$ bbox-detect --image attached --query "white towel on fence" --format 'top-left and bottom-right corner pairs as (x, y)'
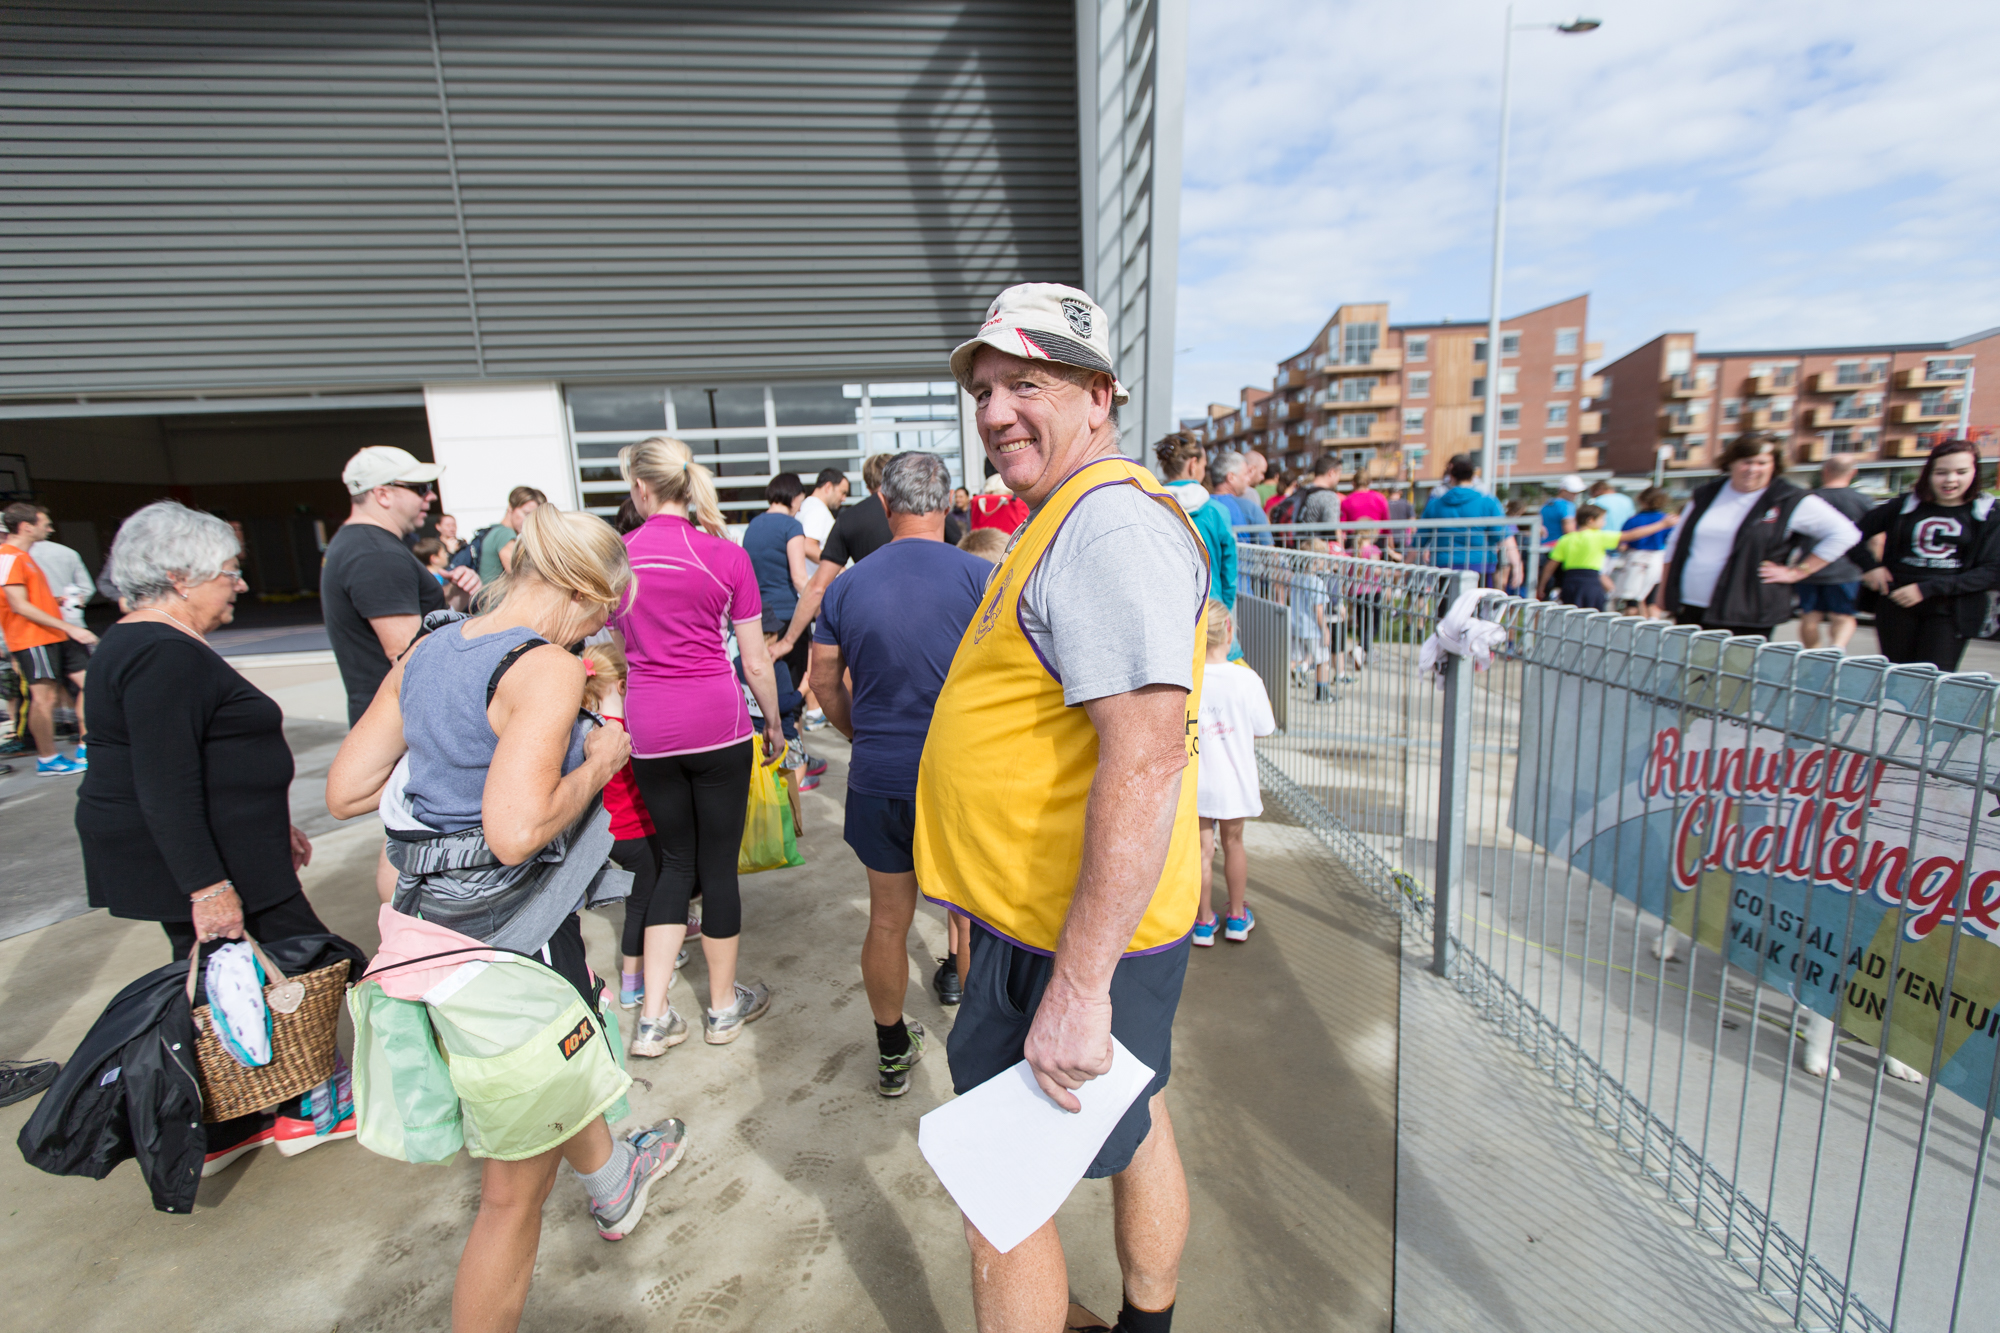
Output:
(1417, 588), (1509, 685)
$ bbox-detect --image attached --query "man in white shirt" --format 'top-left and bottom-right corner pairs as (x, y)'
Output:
(797, 467), (849, 552)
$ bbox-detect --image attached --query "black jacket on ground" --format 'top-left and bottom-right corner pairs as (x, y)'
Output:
(18, 933), (363, 1215)
(1663, 477), (1812, 629)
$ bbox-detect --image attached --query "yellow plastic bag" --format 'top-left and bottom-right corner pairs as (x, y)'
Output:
(739, 745), (794, 874)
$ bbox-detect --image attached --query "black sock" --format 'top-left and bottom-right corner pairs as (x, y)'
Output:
(1115, 1298), (1173, 1333)
(945, 952), (958, 968)
(875, 1019), (908, 1058)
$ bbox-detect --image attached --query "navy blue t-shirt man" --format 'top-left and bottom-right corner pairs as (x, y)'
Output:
(811, 449), (990, 1067)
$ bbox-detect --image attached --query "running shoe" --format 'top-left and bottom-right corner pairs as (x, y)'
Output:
(1224, 906), (1257, 943)
(798, 773), (821, 792)
(702, 980), (772, 1044)
(36, 754), (84, 777)
(630, 1007), (688, 1057)
(272, 1111), (357, 1157)
(202, 1115), (276, 1176)
(619, 974), (644, 1008)
(1191, 917), (1218, 947)
(72, 742), (87, 763)
(802, 708), (828, 731)
(878, 1020), (926, 1098)
(1312, 683), (1334, 703)
(933, 958), (961, 1006)
(677, 947), (688, 969)
(0, 1058), (59, 1108)
(590, 1117), (690, 1241)
(803, 754), (828, 778)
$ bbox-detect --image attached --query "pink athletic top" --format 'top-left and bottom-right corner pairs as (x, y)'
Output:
(615, 514), (762, 757)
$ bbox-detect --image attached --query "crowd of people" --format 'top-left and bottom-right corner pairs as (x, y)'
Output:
(11, 269), (1999, 1333)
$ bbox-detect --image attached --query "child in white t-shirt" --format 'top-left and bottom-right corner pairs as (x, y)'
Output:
(1194, 599), (1277, 946)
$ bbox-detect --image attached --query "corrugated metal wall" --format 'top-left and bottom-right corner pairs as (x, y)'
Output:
(1, 0), (1083, 397)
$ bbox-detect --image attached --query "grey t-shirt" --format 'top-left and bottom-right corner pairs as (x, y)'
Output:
(1016, 482), (1209, 706)
(1806, 486), (1875, 584)
(1296, 487), (1342, 526)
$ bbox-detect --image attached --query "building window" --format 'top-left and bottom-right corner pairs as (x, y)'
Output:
(1553, 365), (1576, 391)
(1496, 440), (1518, 464)
(1471, 377), (1486, 398)
(1546, 402), (1568, 426)
(1833, 360), (1868, 387)
(1337, 413), (1377, 438)
(1339, 376), (1378, 403)
(1500, 332), (1520, 357)
(1722, 398), (1741, 423)
(1555, 328), (1580, 355)
(1406, 335), (1429, 361)
(1470, 414), (1484, 434)
(1473, 339), (1487, 363)
(1666, 347), (1692, 376)
(1499, 405), (1520, 428)
(1403, 408), (1426, 432)
(1770, 397), (1792, 424)
(1407, 447), (1428, 468)
(1543, 436), (1567, 462)
(1926, 356), (1973, 382)
(1408, 371), (1431, 397)
(1342, 322), (1381, 366)
(1771, 366), (1797, 388)
(1922, 390), (1964, 417)
(1826, 429), (1877, 454)
(1498, 368), (1519, 394)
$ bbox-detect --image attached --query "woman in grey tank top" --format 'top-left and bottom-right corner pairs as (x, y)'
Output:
(327, 508), (692, 1324)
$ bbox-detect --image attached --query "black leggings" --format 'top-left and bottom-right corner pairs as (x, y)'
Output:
(162, 890), (330, 962)
(632, 741), (753, 940)
(610, 835), (663, 957)
(1874, 601), (1969, 671)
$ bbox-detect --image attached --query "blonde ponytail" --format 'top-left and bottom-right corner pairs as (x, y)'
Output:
(621, 436), (727, 537)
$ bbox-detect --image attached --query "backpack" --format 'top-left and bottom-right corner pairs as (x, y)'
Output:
(446, 525), (497, 572)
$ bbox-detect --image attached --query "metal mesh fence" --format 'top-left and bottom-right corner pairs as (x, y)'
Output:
(1236, 543), (2000, 1333)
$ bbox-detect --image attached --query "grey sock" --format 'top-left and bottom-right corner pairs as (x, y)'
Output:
(577, 1135), (636, 1207)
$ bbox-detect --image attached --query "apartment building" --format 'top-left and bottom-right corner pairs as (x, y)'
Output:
(1593, 327), (2000, 482)
(1196, 296), (1603, 484)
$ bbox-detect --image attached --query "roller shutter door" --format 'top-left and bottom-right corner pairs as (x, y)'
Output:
(0, 0), (1082, 397)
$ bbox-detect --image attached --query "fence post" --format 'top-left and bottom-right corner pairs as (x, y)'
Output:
(1433, 569), (1476, 976)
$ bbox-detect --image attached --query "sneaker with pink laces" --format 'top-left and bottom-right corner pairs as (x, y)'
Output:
(590, 1117), (690, 1241)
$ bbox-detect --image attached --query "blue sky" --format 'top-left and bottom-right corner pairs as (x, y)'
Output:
(1172, 0), (2000, 420)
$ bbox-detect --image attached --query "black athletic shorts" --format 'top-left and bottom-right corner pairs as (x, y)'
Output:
(842, 791), (917, 875)
(11, 639), (88, 683)
(947, 925), (1190, 1179)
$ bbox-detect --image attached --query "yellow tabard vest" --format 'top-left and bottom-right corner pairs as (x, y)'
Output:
(913, 456), (1208, 956)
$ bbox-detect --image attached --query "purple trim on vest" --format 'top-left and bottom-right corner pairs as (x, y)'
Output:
(920, 892), (1196, 959)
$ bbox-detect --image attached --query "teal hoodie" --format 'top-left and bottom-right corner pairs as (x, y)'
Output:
(1420, 484), (1508, 569)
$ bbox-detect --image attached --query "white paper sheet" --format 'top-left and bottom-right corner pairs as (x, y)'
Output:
(917, 1037), (1156, 1254)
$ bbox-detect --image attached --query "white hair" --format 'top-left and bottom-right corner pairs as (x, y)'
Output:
(109, 500), (240, 605)
(878, 452), (952, 516)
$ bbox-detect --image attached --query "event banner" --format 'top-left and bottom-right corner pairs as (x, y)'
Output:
(1510, 624), (2000, 1111)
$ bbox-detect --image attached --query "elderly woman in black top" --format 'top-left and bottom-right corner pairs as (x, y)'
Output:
(75, 500), (325, 957)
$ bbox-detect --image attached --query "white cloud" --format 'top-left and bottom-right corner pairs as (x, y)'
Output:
(1172, 0), (2000, 420)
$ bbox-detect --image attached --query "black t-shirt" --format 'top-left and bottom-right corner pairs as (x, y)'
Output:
(1805, 486), (1875, 584)
(320, 520), (445, 724)
(75, 621), (299, 918)
(822, 494), (894, 567)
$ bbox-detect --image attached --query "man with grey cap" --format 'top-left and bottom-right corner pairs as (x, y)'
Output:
(321, 445), (480, 727)
(914, 283), (1209, 1333)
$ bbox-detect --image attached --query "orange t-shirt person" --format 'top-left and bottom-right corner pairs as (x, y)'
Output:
(0, 541), (66, 654)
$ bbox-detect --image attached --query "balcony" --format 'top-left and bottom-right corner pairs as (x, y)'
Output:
(1742, 407), (1793, 430)
(1806, 369), (1885, 394)
(1664, 447), (1706, 469)
(1269, 400), (1307, 422)
(1745, 372), (1800, 395)
(1577, 411), (1602, 434)
(1279, 368), (1311, 389)
(1658, 410), (1701, 434)
(1662, 373), (1708, 400)
(1575, 447), (1599, 469)
(1802, 439), (1829, 462)
(1580, 375), (1605, 398)
(1884, 435), (1928, 458)
(1316, 419), (1400, 445)
(1583, 341), (1603, 361)
(1318, 384), (1400, 410)
(1801, 404), (1880, 429)
(1318, 349), (1403, 375)
(1364, 453), (1403, 481)
(1889, 400), (1961, 425)
(1894, 366), (1968, 390)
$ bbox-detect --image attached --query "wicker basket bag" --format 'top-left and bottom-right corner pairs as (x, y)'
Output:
(187, 939), (349, 1122)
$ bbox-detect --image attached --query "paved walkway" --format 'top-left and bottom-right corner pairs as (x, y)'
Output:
(0, 729), (1400, 1331)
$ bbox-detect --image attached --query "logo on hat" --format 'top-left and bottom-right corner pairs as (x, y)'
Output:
(1060, 298), (1093, 339)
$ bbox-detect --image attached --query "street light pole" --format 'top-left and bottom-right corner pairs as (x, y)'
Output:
(1481, 12), (1600, 492)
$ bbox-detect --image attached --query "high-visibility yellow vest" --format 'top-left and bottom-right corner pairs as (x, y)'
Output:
(913, 455), (1208, 955)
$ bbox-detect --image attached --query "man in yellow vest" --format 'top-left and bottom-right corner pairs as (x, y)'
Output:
(915, 284), (1210, 1333)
